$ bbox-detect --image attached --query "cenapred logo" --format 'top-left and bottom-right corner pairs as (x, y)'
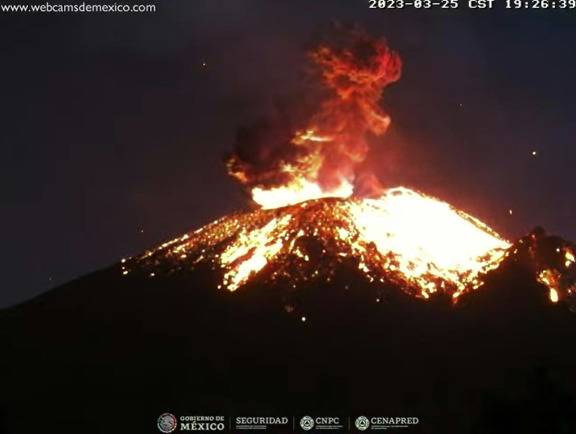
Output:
(355, 416), (370, 431)
(157, 413), (178, 433)
(300, 415), (315, 431)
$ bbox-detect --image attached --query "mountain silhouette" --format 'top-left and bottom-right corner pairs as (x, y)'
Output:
(1, 209), (576, 434)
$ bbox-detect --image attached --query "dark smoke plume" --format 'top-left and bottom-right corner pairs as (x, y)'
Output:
(226, 25), (402, 199)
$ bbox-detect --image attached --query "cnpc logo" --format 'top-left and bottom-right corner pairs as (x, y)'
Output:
(300, 416), (314, 431)
(300, 415), (341, 430)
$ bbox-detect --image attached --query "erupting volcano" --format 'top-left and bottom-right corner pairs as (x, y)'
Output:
(123, 28), (575, 308)
(129, 188), (512, 301)
(227, 27), (401, 207)
(4, 25), (576, 434)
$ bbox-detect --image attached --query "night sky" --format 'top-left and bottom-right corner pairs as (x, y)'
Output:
(1, 1), (575, 307)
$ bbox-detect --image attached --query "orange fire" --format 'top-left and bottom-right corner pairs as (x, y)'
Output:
(128, 188), (512, 301)
(220, 30), (508, 297)
(227, 28), (401, 207)
(121, 28), (573, 308)
(535, 246), (576, 303)
(230, 188), (511, 298)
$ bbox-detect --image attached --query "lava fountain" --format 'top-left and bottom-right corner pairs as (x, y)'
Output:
(124, 27), (575, 306)
(130, 187), (510, 301)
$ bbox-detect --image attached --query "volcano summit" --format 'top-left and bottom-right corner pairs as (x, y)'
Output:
(126, 186), (575, 309)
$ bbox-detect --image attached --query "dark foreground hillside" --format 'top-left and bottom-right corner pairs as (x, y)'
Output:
(1, 255), (576, 434)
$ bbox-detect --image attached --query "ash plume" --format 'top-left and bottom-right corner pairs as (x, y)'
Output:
(226, 26), (402, 202)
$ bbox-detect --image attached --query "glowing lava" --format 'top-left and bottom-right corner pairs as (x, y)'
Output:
(348, 188), (509, 299)
(120, 28), (574, 308)
(252, 177), (353, 209)
(129, 187), (512, 301)
(535, 245), (576, 304)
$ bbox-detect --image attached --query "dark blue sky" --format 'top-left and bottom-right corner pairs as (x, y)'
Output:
(1, 1), (575, 307)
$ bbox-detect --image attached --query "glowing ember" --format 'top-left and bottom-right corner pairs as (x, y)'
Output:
(537, 269), (561, 303)
(566, 250), (575, 268)
(131, 187), (512, 301)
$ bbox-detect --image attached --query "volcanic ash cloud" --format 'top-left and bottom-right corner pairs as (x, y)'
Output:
(226, 27), (402, 209)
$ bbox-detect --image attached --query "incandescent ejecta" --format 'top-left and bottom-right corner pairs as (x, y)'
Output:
(123, 27), (575, 308)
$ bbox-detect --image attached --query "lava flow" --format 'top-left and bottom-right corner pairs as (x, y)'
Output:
(122, 28), (575, 305)
(127, 187), (511, 301)
(125, 194), (576, 304)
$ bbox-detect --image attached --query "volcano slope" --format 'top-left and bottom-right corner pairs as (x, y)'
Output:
(1, 200), (576, 434)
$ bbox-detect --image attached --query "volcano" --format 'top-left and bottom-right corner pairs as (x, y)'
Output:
(2, 191), (576, 434)
(125, 187), (575, 306)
